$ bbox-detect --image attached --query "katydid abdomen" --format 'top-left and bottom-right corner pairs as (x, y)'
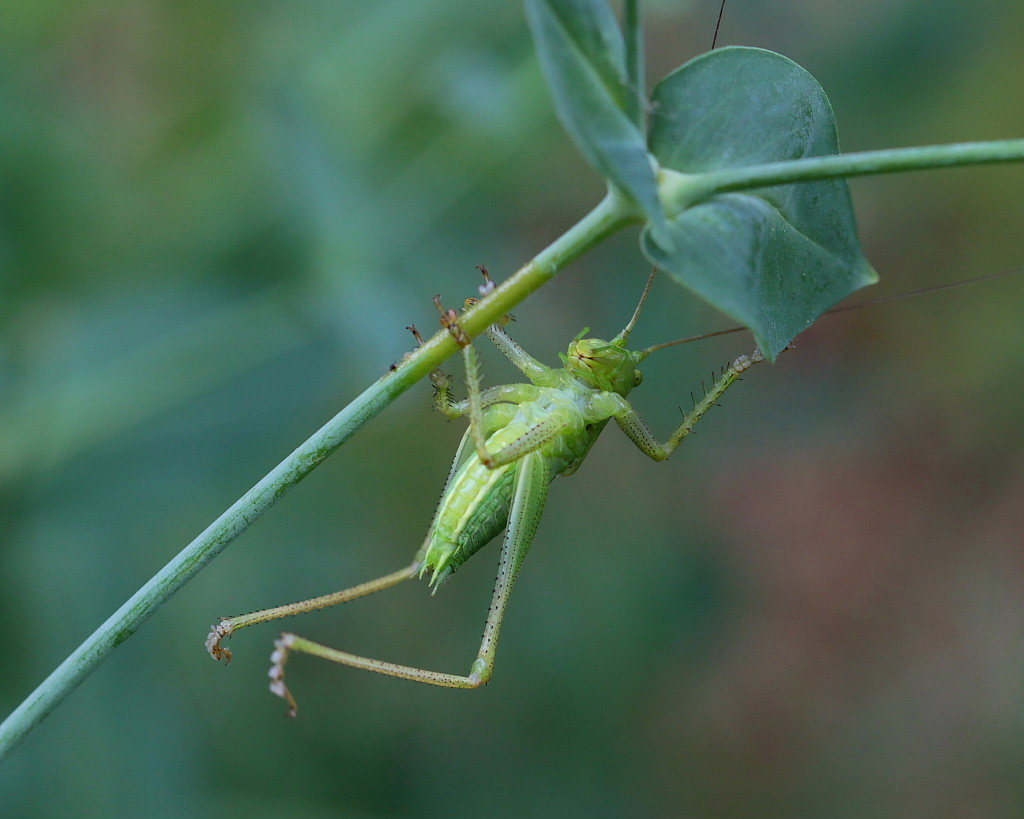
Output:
(422, 387), (602, 586)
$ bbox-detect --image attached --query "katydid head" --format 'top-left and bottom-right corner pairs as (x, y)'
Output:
(562, 267), (657, 395)
(563, 333), (646, 395)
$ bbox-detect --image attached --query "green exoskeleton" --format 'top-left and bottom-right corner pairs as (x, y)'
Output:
(205, 268), (765, 714)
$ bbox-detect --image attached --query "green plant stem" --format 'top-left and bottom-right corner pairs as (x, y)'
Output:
(0, 189), (639, 761)
(661, 139), (1024, 209)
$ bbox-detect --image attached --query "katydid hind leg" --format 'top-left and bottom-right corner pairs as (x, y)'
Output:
(205, 562), (421, 663)
(206, 425), (482, 661)
(267, 452), (549, 713)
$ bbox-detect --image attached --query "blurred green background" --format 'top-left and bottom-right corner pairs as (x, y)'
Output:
(2, 1), (1023, 816)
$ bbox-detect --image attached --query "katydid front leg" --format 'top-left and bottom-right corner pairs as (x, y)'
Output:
(470, 266), (554, 382)
(481, 324), (552, 382)
(613, 349), (766, 460)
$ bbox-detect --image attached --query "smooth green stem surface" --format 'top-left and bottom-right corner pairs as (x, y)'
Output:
(0, 190), (638, 761)
(662, 139), (1024, 210)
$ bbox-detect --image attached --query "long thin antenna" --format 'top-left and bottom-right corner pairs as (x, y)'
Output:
(643, 266), (1024, 354)
(613, 265), (659, 345)
(711, 0), (728, 49)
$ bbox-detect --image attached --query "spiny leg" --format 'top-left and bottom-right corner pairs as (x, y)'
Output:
(433, 371), (462, 419)
(413, 319), (526, 421)
(426, 290), (541, 418)
(466, 267), (551, 382)
(615, 348), (768, 461)
(206, 562), (421, 663)
(463, 340), (493, 462)
(268, 451), (550, 715)
(463, 344), (573, 468)
(207, 386), (504, 665)
(431, 383), (539, 424)
(482, 324), (551, 382)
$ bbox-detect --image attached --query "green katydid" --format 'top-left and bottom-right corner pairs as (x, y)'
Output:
(204, 264), (1021, 715)
(205, 265), (765, 714)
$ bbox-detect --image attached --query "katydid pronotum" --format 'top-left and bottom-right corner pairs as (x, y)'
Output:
(205, 265), (767, 714)
(205, 264), (1018, 715)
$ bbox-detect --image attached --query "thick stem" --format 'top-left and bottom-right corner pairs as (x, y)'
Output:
(660, 139), (1024, 210)
(0, 189), (639, 760)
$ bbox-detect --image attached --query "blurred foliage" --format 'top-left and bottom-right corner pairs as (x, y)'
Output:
(1, 1), (1023, 817)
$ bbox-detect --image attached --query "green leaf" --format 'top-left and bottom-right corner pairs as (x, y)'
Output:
(623, 0), (645, 132)
(524, 0), (663, 228)
(642, 46), (877, 360)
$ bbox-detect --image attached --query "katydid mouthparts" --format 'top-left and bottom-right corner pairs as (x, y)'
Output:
(205, 265), (1020, 716)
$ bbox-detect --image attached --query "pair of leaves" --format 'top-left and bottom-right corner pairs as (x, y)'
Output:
(525, 0), (876, 360)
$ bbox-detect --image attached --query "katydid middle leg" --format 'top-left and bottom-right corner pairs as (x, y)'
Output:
(406, 322), (467, 421)
(434, 383), (538, 423)
(461, 341), (568, 469)
(425, 305), (540, 420)
(435, 295), (561, 469)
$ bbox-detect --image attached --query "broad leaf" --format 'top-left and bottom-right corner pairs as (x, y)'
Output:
(642, 46), (877, 359)
(524, 0), (664, 229)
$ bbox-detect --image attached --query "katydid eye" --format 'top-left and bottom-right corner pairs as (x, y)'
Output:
(633, 370), (643, 387)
